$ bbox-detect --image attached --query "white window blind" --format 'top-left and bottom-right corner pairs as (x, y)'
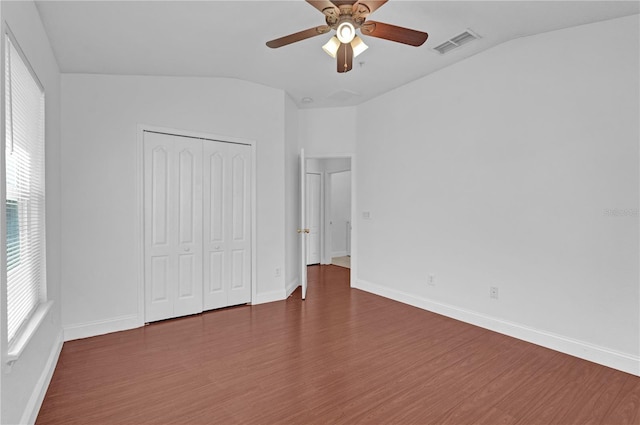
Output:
(4, 35), (46, 344)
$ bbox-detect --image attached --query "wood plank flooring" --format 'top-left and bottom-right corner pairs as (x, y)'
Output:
(37, 265), (640, 424)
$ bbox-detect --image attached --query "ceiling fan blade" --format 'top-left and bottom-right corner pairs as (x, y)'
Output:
(306, 0), (339, 14)
(354, 0), (387, 16)
(266, 25), (331, 48)
(330, 0), (358, 7)
(336, 43), (353, 73)
(360, 21), (428, 46)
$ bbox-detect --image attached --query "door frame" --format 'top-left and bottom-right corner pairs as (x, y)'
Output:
(303, 153), (356, 289)
(137, 124), (257, 323)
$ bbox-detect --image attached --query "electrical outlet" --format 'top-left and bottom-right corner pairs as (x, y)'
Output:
(428, 274), (435, 286)
(275, 268), (281, 277)
(490, 286), (499, 299)
(362, 211), (371, 220)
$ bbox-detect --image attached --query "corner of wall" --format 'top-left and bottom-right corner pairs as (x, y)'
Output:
(286, 277), (299, 298)
(63, 314), (142, 342)
(19, 330), (63, 425)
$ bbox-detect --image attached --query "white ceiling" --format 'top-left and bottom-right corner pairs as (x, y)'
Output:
(35, 0), (639, 109)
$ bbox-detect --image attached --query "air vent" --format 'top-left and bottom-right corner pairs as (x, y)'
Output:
(327, 89), (361, 102)
(433, 29), (480, 55)
(433, 41), (458, 55)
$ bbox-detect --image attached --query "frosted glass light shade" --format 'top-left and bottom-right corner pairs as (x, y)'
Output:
(351, 36), (368, 58)
(322, 36), (341, 58)
(336, 22), (356, 44)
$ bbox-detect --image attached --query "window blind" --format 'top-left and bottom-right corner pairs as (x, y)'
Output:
(5, 36), (46, 344)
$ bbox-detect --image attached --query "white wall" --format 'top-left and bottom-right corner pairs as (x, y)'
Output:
(0, 1), (63, 424)
(284, 94), (300, 296)
(61, 74), (288, 338)
(299, 107), (356, 155)
(355, 15), (639, 375)
(331, 171), (351, 257)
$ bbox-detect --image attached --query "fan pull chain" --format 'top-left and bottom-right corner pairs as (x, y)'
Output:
(343, 45), (348, 72)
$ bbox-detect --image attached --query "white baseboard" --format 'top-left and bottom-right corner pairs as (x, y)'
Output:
(21, 330), (63, 425)
(253, 289), (286, 305)
(331, 251), (348, 258)
(63, 314), (142, 342)
(63, 288), (295, 340)
(354, 278), (640, 377)
(286, 277), (300, 298)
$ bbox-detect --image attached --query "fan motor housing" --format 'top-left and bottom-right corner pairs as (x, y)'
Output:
(324, 4), (369, 29)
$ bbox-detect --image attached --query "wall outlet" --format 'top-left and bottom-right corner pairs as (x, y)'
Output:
(362, 211), (371, 220)
(275, 268), (281, 277)
(428, 274), (435, 286)
(490, 286), (499, 299)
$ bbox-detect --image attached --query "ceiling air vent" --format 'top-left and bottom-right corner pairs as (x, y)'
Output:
(327, 89), (361, 102)
(433, 29), (480, 55)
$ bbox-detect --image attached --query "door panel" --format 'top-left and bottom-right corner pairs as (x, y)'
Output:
(299, 150), (307, 299)
(208, 251), (224, 292)
(231, 250), (244, 289)
(178, 149), (196, 244)
(146, 138), (174, 321)
(209, 153), (224, 243)
(150, 256), (169, 303)
(232, 154), (246, 240)
(178, 254), (195, 297)
(172, 136), (203, 317)
(203, 143), (229, 310)
(144, 132), (203, 322)
(151, 147), (169, 246)
(228, 145), (252, 305)
(203, 142), (252, 309)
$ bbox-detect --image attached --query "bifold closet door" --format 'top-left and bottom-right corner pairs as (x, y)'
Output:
(144, 132), (203, 322)
(203, 142), (252, 310)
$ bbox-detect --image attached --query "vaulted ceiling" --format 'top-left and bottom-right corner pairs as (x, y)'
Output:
(35, 1), (639, 108)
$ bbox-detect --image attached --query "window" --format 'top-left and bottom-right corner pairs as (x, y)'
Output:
(4, 33), (46, 346)
(6, 199), (19, 270)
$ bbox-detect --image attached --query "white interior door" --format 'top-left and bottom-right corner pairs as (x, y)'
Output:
(203, 142), (252, 310)
(306, 173), (321, 265)
(299, 149), (307, 299)
(144, 132), (203, 322)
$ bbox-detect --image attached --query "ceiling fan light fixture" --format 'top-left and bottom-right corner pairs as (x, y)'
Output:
(351, 36), (368, 58)
(322, 36), (341, 58)
(336, 21), (356, 44)
(265, 1), (429, 74)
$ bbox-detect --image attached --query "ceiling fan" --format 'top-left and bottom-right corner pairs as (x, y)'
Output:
(266, 0), (428, 73)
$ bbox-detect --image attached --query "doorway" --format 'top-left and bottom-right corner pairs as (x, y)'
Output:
(142, 129), (254, 322)
(301, 155), (353, 299)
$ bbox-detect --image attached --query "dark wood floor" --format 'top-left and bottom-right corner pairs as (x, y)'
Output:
(38, 265), (639, 425)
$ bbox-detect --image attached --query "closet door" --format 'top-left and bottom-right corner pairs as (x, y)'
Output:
(203, 142), (252, 309)
(144, 132), (203, 322)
